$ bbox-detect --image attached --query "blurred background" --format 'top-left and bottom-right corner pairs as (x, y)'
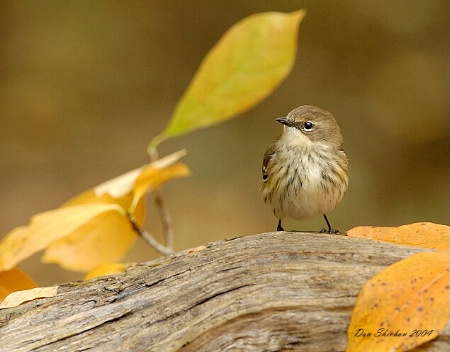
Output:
(0, 1), (448, 286)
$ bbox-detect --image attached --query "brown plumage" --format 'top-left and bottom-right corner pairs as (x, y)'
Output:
(261, 105), (348, 232)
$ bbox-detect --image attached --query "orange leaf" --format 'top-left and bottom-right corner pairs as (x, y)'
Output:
(0, 204), (125, 271)
(66, 149), (188, 224)
(84, 262), (136, 280)
(347, 252), (449, 352)
(42, 208), (136, 272)
(65, 189), (147, 226)
(0, 150), (189, 272)
(0, 268), (37, 301)
(93, 149), (187, 199)
(347, 222), (449, 252)
(130, 162), (190, 213)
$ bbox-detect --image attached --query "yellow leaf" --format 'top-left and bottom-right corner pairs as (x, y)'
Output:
(0, 150), (189, 272)
(84, 262), (136, 280)
(0, 286), (58, 309)
(42, 208), (136, 272)
(94, 149), (187, 199)
(0, 204), (125, 271)
(94, 167), (148, 199)
(65, 150), (188, 223)
(347, 252), (449, 352)
(150, 10), (306, 149)
(347, 222), (449, 252)
(0, 268), (37, 301)
(130, 162), (191, 213)
(65, 189), (147, 226)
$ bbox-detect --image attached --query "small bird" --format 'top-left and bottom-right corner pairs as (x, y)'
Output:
(261, 105), (348, 233)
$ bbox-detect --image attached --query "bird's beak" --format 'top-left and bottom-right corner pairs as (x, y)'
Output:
(275, 117), (295, 127)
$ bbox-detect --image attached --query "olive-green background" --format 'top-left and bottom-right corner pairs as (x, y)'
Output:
(1, 1), (448, 286)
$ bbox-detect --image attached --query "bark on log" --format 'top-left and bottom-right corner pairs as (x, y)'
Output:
(0, 232), (448, 352)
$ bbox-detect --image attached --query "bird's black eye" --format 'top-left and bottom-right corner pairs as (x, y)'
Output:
(303, 121), (314, 131)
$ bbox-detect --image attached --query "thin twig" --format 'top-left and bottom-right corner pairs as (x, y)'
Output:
(129, 216), (174, 256)
(148, 148), (175, 249)
(153, 188), (174, 248)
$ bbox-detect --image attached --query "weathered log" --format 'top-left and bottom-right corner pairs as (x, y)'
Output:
(0, 232), (448, 351)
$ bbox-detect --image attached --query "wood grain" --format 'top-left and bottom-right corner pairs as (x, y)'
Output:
(0, 232), (448, 351)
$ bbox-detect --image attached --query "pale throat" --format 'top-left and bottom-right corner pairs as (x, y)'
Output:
(282, 127), (311, 148)
(279, 128), (340, 184)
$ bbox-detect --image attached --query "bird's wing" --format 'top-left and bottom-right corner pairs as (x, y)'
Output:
(262, 142), (277, 181)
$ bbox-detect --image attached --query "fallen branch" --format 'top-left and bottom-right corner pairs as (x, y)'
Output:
(0, 232), (448, 351)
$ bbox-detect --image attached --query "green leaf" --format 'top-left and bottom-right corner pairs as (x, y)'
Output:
(149, 10), (305, 150)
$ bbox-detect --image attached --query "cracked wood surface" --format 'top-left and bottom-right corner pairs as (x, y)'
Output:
(0, 232), (448, 351)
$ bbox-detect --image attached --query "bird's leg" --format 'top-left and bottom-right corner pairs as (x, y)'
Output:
(277, 219), (284, 231)
(320, 214), (341, 234)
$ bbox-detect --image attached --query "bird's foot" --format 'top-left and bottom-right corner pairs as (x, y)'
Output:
(320, 227), (346, 235)
(277, 219), (284, 231)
